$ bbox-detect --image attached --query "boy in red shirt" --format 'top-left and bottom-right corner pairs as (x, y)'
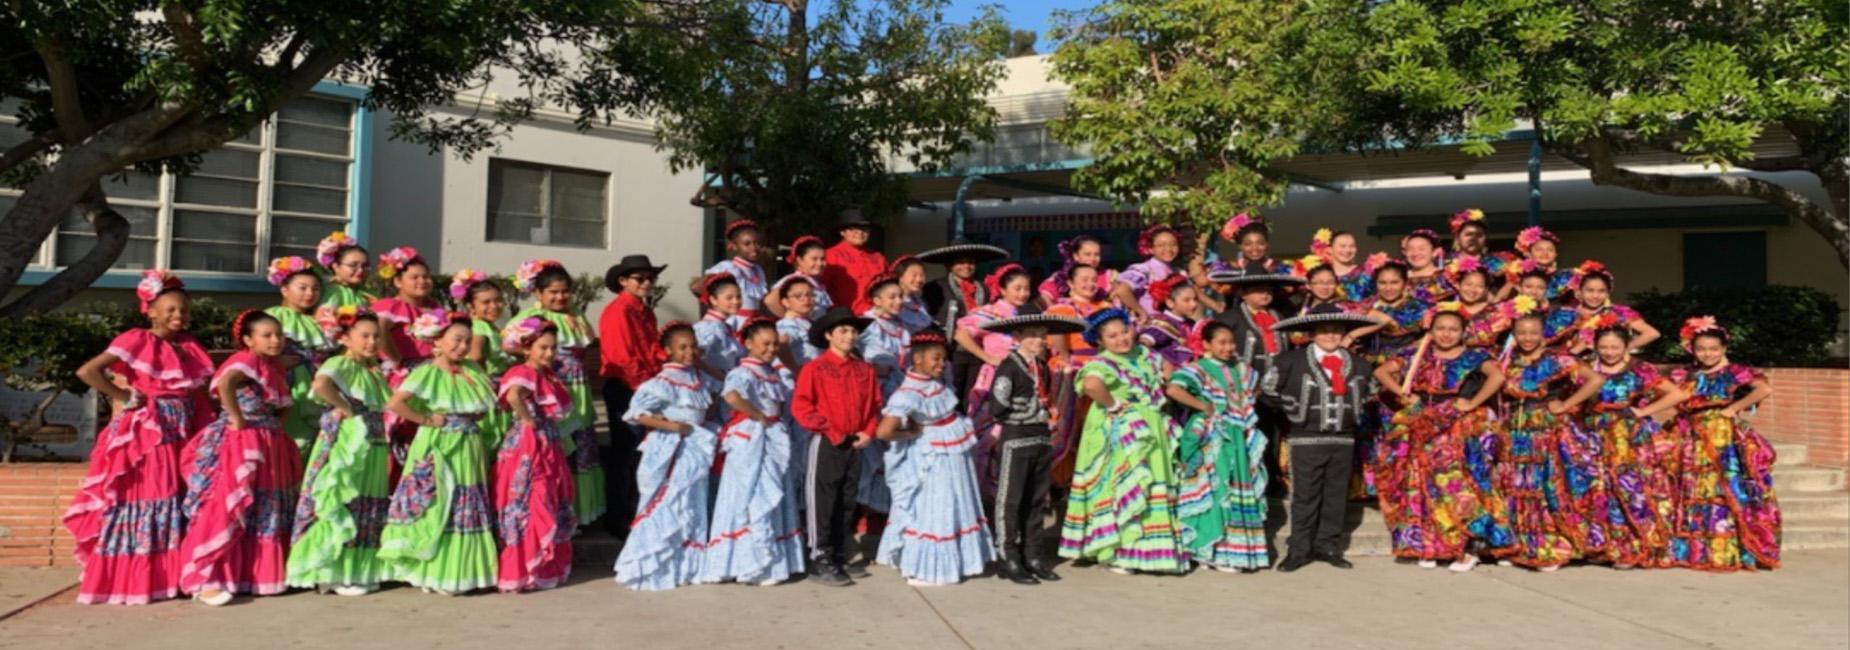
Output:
(598, 254), (667, 538)
(792, 306), (879, 586)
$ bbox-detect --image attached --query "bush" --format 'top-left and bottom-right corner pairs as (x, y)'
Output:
(1632, 285), (1843, 367)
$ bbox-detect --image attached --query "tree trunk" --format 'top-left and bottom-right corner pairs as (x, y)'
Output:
(0, 185), (130, 316)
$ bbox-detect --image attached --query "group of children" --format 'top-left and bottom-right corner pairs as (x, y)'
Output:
(65, 209), (1784, 605)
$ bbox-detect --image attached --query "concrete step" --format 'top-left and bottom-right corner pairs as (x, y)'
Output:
(1772, 443), (1809, 467)
(1780, 492), (1850, 522)
(1775, 466), (1847, 493)
(1783, 524), (1850, 551)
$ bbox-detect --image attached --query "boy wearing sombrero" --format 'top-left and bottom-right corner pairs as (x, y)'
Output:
(1262, 304), (1380, 572)
(791, 306), (881, 586)
(979, 312), (1087, 585)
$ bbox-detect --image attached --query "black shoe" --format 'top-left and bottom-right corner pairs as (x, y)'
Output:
(998, 560), (1040, 585)
(845, 562), (871, 579)
(1314, 552), (1353, 569)
(1277, 555), (1312, 573)
(1026, 559), (1061, 582)
(820, 562), (854, 587)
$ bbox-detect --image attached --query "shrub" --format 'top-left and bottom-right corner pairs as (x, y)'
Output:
(1631, 285), (1843, 367)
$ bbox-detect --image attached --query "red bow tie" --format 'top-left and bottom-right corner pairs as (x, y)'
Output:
(1319, 354), (1347, 396)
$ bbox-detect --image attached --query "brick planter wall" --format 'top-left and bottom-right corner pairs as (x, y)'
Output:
(0, 463), (83, 567)
(1751, 368), (1849, 470)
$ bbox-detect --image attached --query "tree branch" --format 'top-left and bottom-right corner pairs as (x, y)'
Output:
(160, 3), (214, 71)
(0, 131), (57, 175)
(1730, 156), (1816, 173)
(29, 39), (91, 141)
(0, 184), (130, 316)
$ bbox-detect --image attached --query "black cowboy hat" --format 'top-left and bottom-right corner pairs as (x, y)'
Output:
(915, 241), (1011, 265)
(605, 255), (668, 292)
(808, 306), (874, 350)
(979, 313), (1086, 336)
(838, 216), (877, 231)
(1272, 304), (1379, 333)
(1208, 265), (1307, 288)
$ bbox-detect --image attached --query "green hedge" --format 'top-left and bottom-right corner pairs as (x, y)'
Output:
(1632, 285), (1843, 367)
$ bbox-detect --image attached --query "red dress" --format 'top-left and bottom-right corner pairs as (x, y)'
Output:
(493, 365), (577, 592)
(64, 329), (214, 605)
(177, 351), (304, 596)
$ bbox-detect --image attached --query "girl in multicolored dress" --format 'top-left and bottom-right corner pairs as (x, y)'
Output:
(1316, 230), (1383, 303)
(615, 323), (719, 591)
(455, 270), (511, 450)
(1165, 321), (1268, 572)
(1038, 235), (1116, 307)
(316, 231), (376, 310)
(178, 310), (303, 605)
(891, 256), (936, 334)
(1552, 261), (1660, 356)
(705, 220), (770, 326)
(511, 259), (604, 527)
(1400, 229), (1452, 304)
(1138, 275), (1202, 371)
(287, 306), (393, 596)
(1044, 263), (1111, 483)
(1060, 308), (1186, 575)
(67, 270), (213, 605)
(1372, 305), (1509, 572)
(1666, 317), (1780, 571)
(701, 318), (806, 586)
(1442, 255), (1504, 349)
(493, 317), (578, 592)
(1220, 213), (1279, 274)
(1514, 226), (1576, 301)
(1113, 224), (1183, 319)
(1552, 326), (1688, 569)
(1495, 310), (1588, 571)
(875, 332), (995, 586)
(266, 256), (330, 452)
(379, 310), (500, 595)
(955, 264), (1033, 406)
(1354, 262), (1431, 366)
(693, 274), (746, 382)
(764, 235), (833, 319)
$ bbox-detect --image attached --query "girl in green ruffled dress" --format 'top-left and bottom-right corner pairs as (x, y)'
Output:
(266, 256), (332, 453)
(455, 270), (512, 450)
(287, 306), (394, 595)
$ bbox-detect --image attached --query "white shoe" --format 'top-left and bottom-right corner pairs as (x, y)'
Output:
(1417, 560), (1438, 570)
(1539, 564), (1559, 573)
(1108, 566), (1133, 575)
(1207, 564), (1239, 573)
(195, 589), (233, 607)
(756, 578), (783, 587)
(1448, 556), (1479, 573)
(333, 585), (371, 597)
(1497, 559), (1514, 567)
(1614, 564), (1634, 571)
(906, 578), (949, 587)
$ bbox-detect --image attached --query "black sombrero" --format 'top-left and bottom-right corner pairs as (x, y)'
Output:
(1272, 304), (1379, 333)
(915, 241), (1011, 265)
(979, 313), (1086, 335)
(1208, 268), (1306, 287)
(807, 306), (873, 349)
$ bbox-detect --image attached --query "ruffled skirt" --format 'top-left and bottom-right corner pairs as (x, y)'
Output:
(495, 420), (577, 592)
(64, 398), (194, 604)
(177, 416), (303, 596)
(1494, 406), (1584, 568)
(1666, 410), (1780, 571)
(1175, 414), (1268, 570)
(614, 427), (717, 591)
(1580, 411), (1674, 568)
(1059, 405), (1186, 573)
(877, 421), (993, 583)
(698, 418), (804, 584)
(1375, 402), (1510, 561)
(378, 422), (499, 592)
(286, 410), (391, 589)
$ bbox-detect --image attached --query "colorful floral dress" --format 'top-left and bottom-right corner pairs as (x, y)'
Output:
(512, 306), (603, 525)
(286, 355), (393, 591)
(876, 373), (995, 584)
(266, 305), (332, 452)
(1116, 258), (1176, 315)
(1362, 297), (1431, 367)
(493, 364), (577, 592)
(615, 363), (717, 591)
(1139, 310), (1198, 369)
(377, 362), (499, 593)
(320, 283), (377, 310)
(1168, 357), (1268, 570)
(956, 300), (1019, 496)
(178, 351), (303, 597)
(700, 359), (806, 585)
(1375, 347), (1512, 561)
(1406, 270), (1453, 304)
(1059, 346), (1186, 573)
(1577, 361), (1675, 568)
(1667, 364), (1780, 571)
(1458, 302), (1506, 349)
(1335, 265), (1375, 303)
(1045, 297), (1110, 480)
(65, 329), (213, 605)
(1496, 351), (1587, 568)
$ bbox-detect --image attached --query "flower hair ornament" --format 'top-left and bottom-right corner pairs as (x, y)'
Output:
(733, 316), (779, 345)
(1566, 259), (1613, 293)
(1504, 258), (1552, 284)
(659, 320), (695, 348)
(1449, 208), (1486, 234)
(515, 259), (564, 294)
(1136, 223), (1178, 257)
(1219, 213), (1266, 243)
(1288, 254), (1327, 279)
(267, 256), (317, 288)
(1678, 315), (1727, 353)
(449, 268), (492, 303)
(1495, 295), (1543, 324)
(1580, 310), (1621, 333)
(697, 273), (739, 307)
(863, 272), (899, 299)
(1148, 274), (1190, 307)
(1422, 300), (1470, 329)
(1361, 251), (1392, 275)
(135, 269), (184, 314)
(1307, 228), (1334, 257)
(785, 235), (825, 267)
(723, 219), (759, 241)
(315, 304), (368, 338)
(377, 247), (423, 280)
(1184, 319), (1215, 357)
(1515, 226), (1560, 256)
(316, 230), (362, 268)
(229, 308), (267, 350)
(910, 330), (949, 350)
(983, 263), (1026, 298)
(500, 316), (557, 354)
(410, 308), (467, 342)
(1442, 254), (1484, 286)
(1401, 228), (1443, 251)
(1081, 307), (1132, 348)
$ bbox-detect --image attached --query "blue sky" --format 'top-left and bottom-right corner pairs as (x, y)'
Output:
(942, 0), (1094, 51)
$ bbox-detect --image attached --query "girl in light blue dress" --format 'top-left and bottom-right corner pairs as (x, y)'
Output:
(699, 319), (806, 586)
(694, 274), (746, 382)
(614, 323), (719, 591)
(875, 332), (994, 586)
(774, 276), (823, 503)
(857, 273), (910, 518)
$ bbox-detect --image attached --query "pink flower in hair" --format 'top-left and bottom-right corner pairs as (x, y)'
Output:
(135, 269), (183, 314)
(515, 259), (563, 294)
(450, 268), (491, 302)
(1219, 213), (1258, 243)
(266, 256), (315, 287)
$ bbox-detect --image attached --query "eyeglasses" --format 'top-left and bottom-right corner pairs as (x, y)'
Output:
(627, 275), (657, 284)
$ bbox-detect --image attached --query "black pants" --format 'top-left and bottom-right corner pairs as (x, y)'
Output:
(950, 350), (982, 409)
(993, 424), (1054, 564)
(806, 436), (863, 563)
(601, 380), (641, 537)
(1286, 440), (1356, 560)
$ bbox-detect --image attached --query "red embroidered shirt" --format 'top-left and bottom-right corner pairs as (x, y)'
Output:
(598, 291), (662, 389)
(823, 241), (887, 312)
(791, 348), (881, 445)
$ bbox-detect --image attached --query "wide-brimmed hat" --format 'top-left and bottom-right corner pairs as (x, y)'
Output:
(980, 313), (1086, 336)
(1209, 267), (1307, 288)
(604, 255), (667, 291)
(1272, 304), (1378, 333)
(916, 241), (1010, 265)
(808, 306), (873, 349)
(838, 217), (877, 232)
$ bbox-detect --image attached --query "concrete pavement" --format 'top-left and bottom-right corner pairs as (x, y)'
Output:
(1, 551), (1844, 649)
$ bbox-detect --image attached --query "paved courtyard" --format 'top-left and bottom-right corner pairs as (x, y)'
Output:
(2, 550), (1844, 649)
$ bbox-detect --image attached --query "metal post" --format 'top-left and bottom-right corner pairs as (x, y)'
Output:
(1527, 139), (1543, 226)
(951, 174), (984, 241)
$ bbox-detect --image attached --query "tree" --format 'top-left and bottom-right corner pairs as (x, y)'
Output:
(1049, 0), (1850, 266)
(0, 0), (691, 315)
(585, 0), (1010, 236)
(1008, 29), (1038, 57)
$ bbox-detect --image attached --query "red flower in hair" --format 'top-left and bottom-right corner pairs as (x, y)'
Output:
(983, 263), (1025, 298)
(697, 273), (737, 306)
(786, 235), (824, 267)
(1136, 224), (1177, 257)
(1149, 274), (1190, 307)
(723, 219), (759, 240)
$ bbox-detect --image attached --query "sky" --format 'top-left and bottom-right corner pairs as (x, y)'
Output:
(940, 0), (1095, 52)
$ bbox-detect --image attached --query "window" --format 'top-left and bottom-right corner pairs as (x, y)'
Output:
(486, 159), (608, 246)
(5, 96), (357, 277)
